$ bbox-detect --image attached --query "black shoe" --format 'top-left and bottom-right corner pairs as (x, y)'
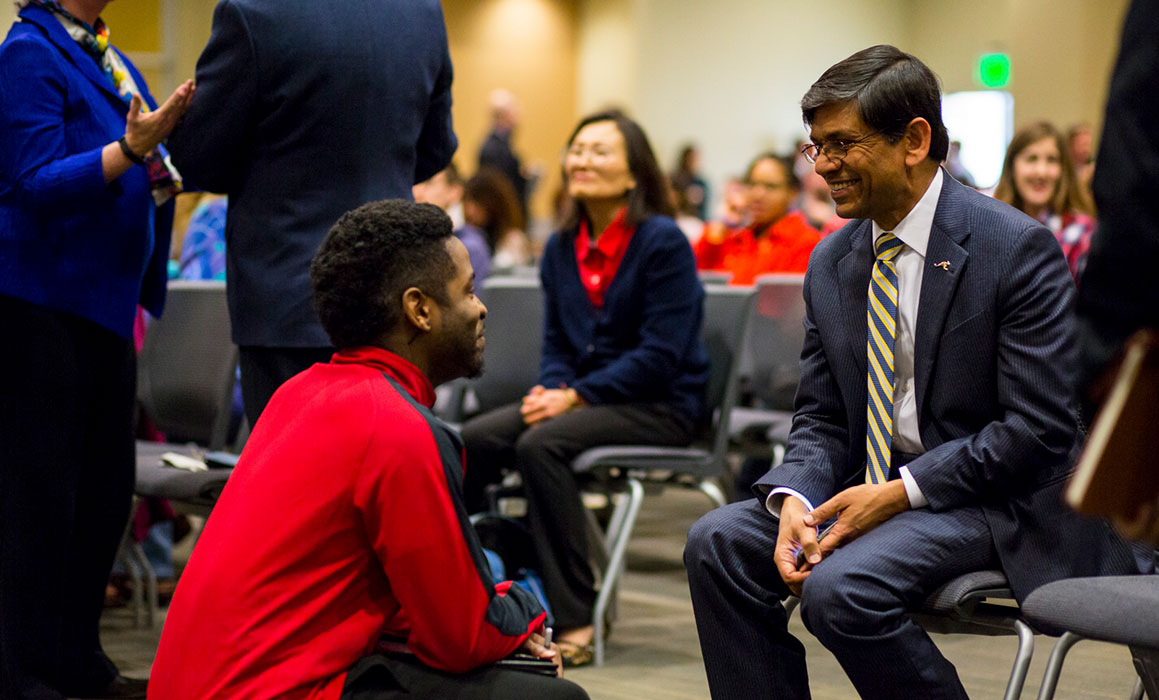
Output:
(71, 675), (148, 699)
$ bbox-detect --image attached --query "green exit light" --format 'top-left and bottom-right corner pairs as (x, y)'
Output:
(978, 53), (1011, 88)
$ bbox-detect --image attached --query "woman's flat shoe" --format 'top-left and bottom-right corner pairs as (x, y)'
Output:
(557, 641), (594, 668)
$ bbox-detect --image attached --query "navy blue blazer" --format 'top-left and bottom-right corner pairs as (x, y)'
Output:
(167, 0), (457, 348)
(539, 215), (709, 424)
(0, 6), (173, 339)
(757, 173), (1138, 600)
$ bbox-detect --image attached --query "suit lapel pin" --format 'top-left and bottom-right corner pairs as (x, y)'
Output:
(933, 260), (951, 271)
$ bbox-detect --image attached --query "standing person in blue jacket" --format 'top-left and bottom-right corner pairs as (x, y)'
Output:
(461, 110), (709, 668)
(165, 0), (457, 427)
(0, 1), (193, 697)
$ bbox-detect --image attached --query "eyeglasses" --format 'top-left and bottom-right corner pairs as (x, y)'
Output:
(801, 130), (884, 163)
(746, 180), (789, 192)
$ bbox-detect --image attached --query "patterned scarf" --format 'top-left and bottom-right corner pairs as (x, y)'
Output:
(32, 0), (183, 205)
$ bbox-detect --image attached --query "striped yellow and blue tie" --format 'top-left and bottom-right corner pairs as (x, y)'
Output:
(866, 232), (904, 484)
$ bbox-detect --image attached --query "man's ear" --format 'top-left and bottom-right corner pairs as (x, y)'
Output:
(903, 117), (932, 167)
(401, 287), (433, 334)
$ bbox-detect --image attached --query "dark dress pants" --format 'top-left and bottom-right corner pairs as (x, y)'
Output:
(239, 345), (334, 427)
(340, 654), (590, 700)
(461, 402), (695, 630)
(684, 497), (999, 700)
(0, 295), (136, 700)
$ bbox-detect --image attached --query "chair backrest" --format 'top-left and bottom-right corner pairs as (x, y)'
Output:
(472, 276), (544, 413)
(743, 273), (806, 410)
(137, 280), (237, 450)
(698, 269), (734, 286)
(702, 286), (757, 459)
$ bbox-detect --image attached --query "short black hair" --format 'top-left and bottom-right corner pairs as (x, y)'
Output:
(560, 109), (674, 231)
(801, 45), (949, 162)
(311, 200), (455, 350)
(745, 152), (800, 190)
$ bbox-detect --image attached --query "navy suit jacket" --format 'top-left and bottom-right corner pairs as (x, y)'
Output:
(167, 0), (457, 348)
(0, 6), (173, 339)
(757, 172), (1138, 601)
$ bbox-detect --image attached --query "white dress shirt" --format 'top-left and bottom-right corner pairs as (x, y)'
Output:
(767, 169), (944, 518)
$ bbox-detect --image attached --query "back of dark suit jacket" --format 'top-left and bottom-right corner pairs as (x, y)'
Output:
(168, 0), (458, 348)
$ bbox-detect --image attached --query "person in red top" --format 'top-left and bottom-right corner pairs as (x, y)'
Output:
(696, 153), (821, 284)
(148, 200), (588, 700)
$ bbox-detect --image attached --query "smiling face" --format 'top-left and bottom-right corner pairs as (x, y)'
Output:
(1012, 136), (1062, 218)
(564, 120), (636, 206)
(429, 237), (487, 382)
(746, 158), (797, 228)
(808, 101), (915, 229)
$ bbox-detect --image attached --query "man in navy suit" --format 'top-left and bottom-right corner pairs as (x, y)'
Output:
(684, 45), (1141, 700)
(167, 0), (457, 425)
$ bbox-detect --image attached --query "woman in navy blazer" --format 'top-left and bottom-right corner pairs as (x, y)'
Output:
(462, 110), (709, 666)
(0, 2), (192, 697)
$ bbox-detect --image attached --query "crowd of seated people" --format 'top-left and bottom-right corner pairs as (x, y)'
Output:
(8, 0), (1149, 695)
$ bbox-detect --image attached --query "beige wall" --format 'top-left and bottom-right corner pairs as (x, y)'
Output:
(589, 0), (912, 203)
(443, 0), (579, 221)
(911, 0), (1130, 142)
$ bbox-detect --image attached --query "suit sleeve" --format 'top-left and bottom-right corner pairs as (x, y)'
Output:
(165, 0), (257, 193)
(354, 408), (544, 674)
(907, 224), (1079, 510)
(539, 235), (579, 389)
(756, 262), (853, 505)
(569, 227), (704, 405)
(413, 4), (457, 184)
(0, 38), (111, 216)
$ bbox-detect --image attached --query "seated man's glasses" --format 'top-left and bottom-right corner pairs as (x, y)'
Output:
(801, 130), (884, 164)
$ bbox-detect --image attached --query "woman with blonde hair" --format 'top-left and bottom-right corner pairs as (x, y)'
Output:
(994, 121), (1096, 280)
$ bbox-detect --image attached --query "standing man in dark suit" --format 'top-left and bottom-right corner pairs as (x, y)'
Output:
(684, 45), (1141, 700)
(478, 88), (531, 222)
(167, 0), (457, 425)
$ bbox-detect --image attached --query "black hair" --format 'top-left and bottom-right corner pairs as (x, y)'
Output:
(801, 45), (949, 162)
(311, 199), (455, 349)
(560, 109), (675, 231)
(745, 152), (800, 190)
(463, 167), (525, 252)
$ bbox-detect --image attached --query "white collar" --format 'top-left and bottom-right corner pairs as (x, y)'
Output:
(872, 168), (943, 258)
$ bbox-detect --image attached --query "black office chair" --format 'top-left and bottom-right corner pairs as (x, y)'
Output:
(729, 273), (806, 467)
(121, 280), (239, 627)
(1022, 573), (1159, 700)
(784, 569), (1035, 700)
(571, 286), (755, 664)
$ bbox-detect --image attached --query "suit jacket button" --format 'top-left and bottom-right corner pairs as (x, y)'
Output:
(587, 344), (595, 353)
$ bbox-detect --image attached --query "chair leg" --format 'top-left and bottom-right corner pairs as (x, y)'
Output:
(1036, 632), (1084, 700)
(124, 538), (157, 629)
(1003, 619), (1035, 700)
(697, 479), (727, 509)
(782, 596), (800, 620)
(1128, 676), (1144, 700)
(1130, 645), (1159, 700)
(592, 478), (644, 667)
(604, 492), (631, 553)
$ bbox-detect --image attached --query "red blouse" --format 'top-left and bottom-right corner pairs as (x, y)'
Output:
(575, 207), (634, 308)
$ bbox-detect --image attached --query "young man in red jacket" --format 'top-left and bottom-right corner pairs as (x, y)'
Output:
(149, 200), (588, 700)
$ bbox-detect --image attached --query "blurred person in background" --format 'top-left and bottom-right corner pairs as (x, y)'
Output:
(0, 0), (193, 697)
(671, 143), (709, 221)
(415, 163), (490, 280)
(461, 110), (708, 667)
(1068, 121), (1096, 202)
(464, 168), (532, 271)
(696, 153), (820, 284)
(994, 121), (1096, 281)
(166, 0), (456, 426)
(413, 162), (466, 230)
(480, 88), (534, 222)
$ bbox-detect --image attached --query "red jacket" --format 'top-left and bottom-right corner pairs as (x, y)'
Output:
(149, 347), (545, 700)
(695, 210), (820, 285)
